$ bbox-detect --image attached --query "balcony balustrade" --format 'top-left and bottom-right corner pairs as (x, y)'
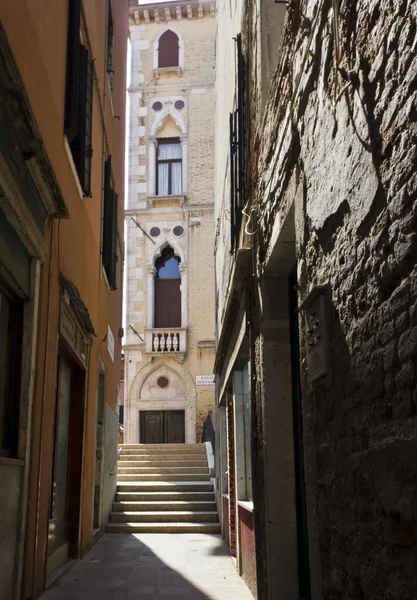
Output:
(145, 328), (187, 358)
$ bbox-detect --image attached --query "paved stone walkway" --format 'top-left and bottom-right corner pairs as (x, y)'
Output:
(41, 533), (254, 600)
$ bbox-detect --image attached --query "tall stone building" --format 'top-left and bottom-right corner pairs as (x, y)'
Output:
(124, 0), (216, 445)
(0, 1), (127, 598)
(214, 0), (417, 599)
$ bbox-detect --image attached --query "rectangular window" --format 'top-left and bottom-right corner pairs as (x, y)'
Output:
(156, 139), (182, 196)
(0, 282), (23, 457)
(102, 156), (118, 290)
(64, 0), (94, 197)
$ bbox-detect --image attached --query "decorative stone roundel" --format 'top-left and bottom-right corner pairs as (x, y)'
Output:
(152, 101), (163, 111)
(157, 376), (169, 388)
(174, 100), (185, 110)
(173, 225), (184, 236)
(150, 227), (161, 237)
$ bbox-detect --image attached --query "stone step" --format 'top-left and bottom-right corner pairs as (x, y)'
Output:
(117, 473), (211, 482)
(117, 459), (208, 467)
(110, 510), (219, 523)
(119, 444), (206, 454)
(115, 491), (215, 502)
(117, 466), (209, 475)
(117, 481), (214, 493)
(112, 500), (217, 511)
(105, 522), (221, 534)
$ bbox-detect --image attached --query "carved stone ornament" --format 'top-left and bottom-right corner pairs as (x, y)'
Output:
(147, 265), (157, 276)
(179, 262), (187, 273)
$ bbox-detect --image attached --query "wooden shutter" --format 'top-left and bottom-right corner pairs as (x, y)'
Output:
(154, 279), (181, 328)
(70, 44), (93, 196)
(64, 0), (82, 142)
(102, 157), (118, 290)
(158, 30), (179, 68)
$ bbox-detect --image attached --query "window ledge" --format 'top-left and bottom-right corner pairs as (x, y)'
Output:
(0, 456), (24, 467)
(148, 194), (186, 208)
(154, 66), (183, 78)
(237, 500), (254, 513)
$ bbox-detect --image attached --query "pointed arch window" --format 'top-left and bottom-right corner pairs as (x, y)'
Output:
(158, 30), (180, 68)
(154, 246), (181, 328)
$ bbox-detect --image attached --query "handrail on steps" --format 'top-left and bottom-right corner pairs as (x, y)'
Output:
(202, 411), (215, 457)
(110, 446), (122, 476)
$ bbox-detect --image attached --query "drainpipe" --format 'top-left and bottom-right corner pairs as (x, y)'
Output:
(32, 217), (54, 599)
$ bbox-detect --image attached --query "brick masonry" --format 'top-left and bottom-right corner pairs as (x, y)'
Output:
(242, 0), (417, 597)
(125, 3), (216, 444)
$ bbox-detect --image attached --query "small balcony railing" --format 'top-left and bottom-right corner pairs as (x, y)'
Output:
(145, 328), (187, 356)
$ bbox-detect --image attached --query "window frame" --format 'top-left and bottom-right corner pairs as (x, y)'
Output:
(155, 138), (182, 196)
(0, 279), (23, 458)
(158, 29), (180, 69)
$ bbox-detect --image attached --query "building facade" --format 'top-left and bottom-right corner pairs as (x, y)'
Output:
(0, 1), (127, 598)
(124, 1), (216, 446)
(214, 0), (417, 599)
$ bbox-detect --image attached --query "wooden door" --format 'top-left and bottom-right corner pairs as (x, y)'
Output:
(49, 358), (72, 555)
(154, 279), (181, 328)
(164, 411), (185, 443)
(141, 412), (163, 444)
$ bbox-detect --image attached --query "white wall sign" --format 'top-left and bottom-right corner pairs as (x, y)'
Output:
(108, 324), (115, 363)
(196, 374), (215, 386)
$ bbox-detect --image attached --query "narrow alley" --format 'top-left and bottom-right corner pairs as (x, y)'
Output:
(40, 533), (254, 600)
(0, 0), (416, 599)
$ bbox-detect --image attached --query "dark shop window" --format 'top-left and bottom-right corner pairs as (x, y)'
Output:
(156, 138), (182, 196)
(64, 0), (94, 196)
(0, 283), (23, 458)
(158, 30), (179, 68)
(102, 156), (118, 290)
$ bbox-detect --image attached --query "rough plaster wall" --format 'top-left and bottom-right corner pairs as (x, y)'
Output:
(252, 0), (417, 597)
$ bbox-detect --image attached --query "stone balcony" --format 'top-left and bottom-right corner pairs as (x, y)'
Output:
(145, 328), (187, 359)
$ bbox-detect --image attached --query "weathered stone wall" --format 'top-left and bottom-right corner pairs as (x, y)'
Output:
(249, 0), (417, 597)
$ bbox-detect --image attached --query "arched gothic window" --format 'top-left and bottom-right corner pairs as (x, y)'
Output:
(154, 246), (181, 328)
(158, 30), (179, 68)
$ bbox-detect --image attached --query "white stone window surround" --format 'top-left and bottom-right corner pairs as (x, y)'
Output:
(146, 239), (188, 331)
(153, 27), (185, 72)
(148, 104), (188, 198)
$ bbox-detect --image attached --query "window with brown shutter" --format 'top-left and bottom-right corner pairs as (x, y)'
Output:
(158, 30), (179, 68)
(64, 1), (94, 197)
(102, 156), (118, 290)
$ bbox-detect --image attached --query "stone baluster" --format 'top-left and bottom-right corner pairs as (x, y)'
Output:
(166, 333), (173, 351)
(173, 333), (179, 351)
(160, 334), (166, 352)
(153, 334), (160, 352)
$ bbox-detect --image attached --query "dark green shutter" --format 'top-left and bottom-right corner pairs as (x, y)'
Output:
(109, 190), (118, 290)
(102, 157), (118, 290)
(64, 0), (82, 142)
(70, 44), (93, 196)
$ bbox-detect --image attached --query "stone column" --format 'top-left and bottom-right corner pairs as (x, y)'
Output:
(147, 265), (157, 330)
(180, 134), (188, 195)
(148, 137), (157, 196)
(179, 261), (188, 327)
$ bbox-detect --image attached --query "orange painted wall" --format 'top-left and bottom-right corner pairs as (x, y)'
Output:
(0, 0), (128, 596)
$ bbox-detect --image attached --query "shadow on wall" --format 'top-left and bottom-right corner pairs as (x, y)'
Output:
(39, 534), (221, 599)
(305, 285), (417, 599)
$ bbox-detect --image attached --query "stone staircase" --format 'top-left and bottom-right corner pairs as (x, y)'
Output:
(106, 443), (220, 533)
